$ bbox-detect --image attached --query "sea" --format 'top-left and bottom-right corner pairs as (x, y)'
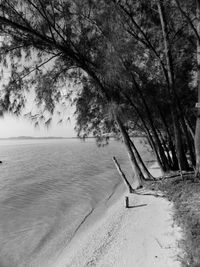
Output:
(0, 138), (151, 267)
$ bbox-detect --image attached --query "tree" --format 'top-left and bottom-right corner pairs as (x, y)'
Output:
(0, 0), (197, 183)
(196, 0), (200, 177)
(173, 0), (200, 177)
(112, 0), (196, 171)
(0, 0), (147, 188)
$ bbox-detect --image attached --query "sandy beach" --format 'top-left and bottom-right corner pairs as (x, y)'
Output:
(52, 165), (182, 267)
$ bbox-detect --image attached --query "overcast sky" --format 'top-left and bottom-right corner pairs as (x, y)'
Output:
(0, 78), (77, 138)
(0, 114), (76, 138)
(0, 53), (79, 138)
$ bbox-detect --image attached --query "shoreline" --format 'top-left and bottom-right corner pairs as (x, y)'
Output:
(51, 180), (126, 267)
(50, 163), (182, 267)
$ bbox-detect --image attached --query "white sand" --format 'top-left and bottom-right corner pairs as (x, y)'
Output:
(51, 164), (182, 267)
(52, 192), (182, 267)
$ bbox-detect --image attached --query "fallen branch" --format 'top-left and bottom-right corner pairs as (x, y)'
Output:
(131, 191), (165, 198)
(155, 171), (194, 181)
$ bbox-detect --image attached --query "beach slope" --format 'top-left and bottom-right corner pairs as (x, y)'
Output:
(55, 188), (182, 267)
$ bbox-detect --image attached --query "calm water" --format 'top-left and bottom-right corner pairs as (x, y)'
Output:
(0, 138), (149, 267)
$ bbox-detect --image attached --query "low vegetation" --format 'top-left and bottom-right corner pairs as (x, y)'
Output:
(148, 177), (200, 267)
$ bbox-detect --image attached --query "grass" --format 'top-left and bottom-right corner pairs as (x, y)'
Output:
(147, 177), (200, 267)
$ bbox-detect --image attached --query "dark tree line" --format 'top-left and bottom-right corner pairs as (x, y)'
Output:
(0, 0), (199, 187)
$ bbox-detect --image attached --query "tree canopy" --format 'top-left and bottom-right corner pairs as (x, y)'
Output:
(0, 0), (200, 185)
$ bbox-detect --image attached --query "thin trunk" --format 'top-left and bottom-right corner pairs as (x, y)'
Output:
(175, 98), (196, 167)
(172, 89), (195, 167)
(146, 135), (153, 150)
(157, 0), (189, 170)
(115, 114), (144, 188)
(185, 117), (195, 140)
(180, 119), (195, 168)
(130, 77), (170, 171)
(113, 156), (134, 193)
(126, 95), (165, 172)
(157, 127), (173, 168)
(169, 141), (179, 170)
(116, 0), (191, 170)
(195, 0), (200, 178)
(156, 104), (179, 169)
(175, 0), (200, 174)
(128, 137), (155, 180)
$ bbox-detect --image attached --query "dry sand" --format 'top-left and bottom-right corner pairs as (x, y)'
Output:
(52, 165), (182, 267)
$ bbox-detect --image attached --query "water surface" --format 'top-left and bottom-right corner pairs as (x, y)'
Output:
(0, 138), (150, 267)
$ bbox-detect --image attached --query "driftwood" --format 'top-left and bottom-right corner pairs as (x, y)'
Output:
(132, 191), (165, 198)
(112, 156), (134, 193)
(158, 171), (194, 181)
(125, 196), (129, 208)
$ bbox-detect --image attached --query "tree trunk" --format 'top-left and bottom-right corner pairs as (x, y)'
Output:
(130, 77), (170, 171)
(195, 0), (200, 178)
(157, 127), (173, 168)
(185, 117), (195, 140)
(128, 137), (155, 180)
(180, 118), (195, 168)
(126, 95), (165, 172)
(156, 103), (179, 169)
(113, 156), (134, 192)
(157, 0), (189, 171)
(115, 114), (144, 188)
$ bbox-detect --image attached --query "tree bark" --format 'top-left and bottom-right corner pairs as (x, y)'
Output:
(130, 77), (170, 171)
(128, 137), (155, 180)
(185, 117), (195, 140)
(180, 118), (195, 168)
(125, 95), (165, 172)
(115, 114), (144, 188)
(195, 0), (200, 178)
(157, 127), (173, 168)
(157, 0), (189, 171)
(156, 103), (179, 169)
(113, 156), (134, 192)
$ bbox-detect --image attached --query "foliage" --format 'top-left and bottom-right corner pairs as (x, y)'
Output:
(148, 177), (200, 267)
(0, 0), (198, 170)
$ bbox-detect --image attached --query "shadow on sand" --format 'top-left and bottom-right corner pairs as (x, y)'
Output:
(127, 204), (147, 209)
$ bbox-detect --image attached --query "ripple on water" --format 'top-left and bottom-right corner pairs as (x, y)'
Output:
(0, 138), (151, 267)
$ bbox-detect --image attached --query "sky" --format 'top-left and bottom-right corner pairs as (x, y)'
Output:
(0, 38), (79, 138)
(0, 74), (77, 138)
(0, 114), (76, 138)
(0, 84), (77, 138)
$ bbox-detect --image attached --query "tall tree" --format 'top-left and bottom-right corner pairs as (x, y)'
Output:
(196, 0), (200, 177)
(112, 0), (195, 171)
(0, 0), (197, 181)
(0, 0), (147, 187)
(174, 0), (200, 176)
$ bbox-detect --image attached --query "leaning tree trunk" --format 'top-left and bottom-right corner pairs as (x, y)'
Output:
(195, 0), (200, 178)
(127, 97), (165, 172)
(157, 127), (173, 168)
(115, 114), (144, 189)
(130, 76), (170, 172)
(156, 103), (179, 170)
(185, 117), (195, 141)
(128, 137), (155, 180)
(157, 0), (189, 171)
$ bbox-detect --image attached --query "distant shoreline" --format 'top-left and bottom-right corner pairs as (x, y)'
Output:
(0, 136), (78, 140)
(0, 134), (146, 141)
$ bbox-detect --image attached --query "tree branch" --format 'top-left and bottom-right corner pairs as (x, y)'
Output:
(113, 0), (169, 84)
(19, 52), (62, 80)
(174, 0), (200, 43)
